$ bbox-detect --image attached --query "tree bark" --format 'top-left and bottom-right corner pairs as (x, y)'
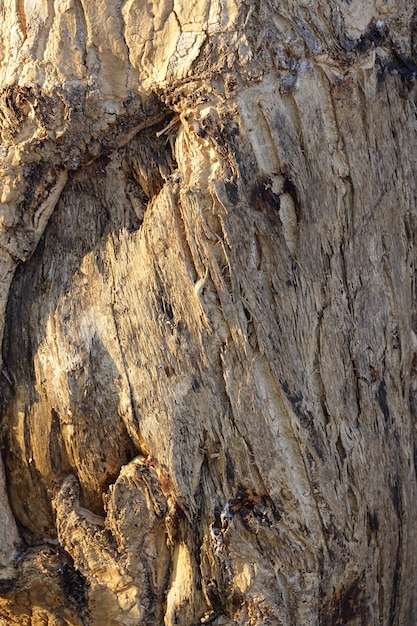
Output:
(1, 1), (417, 624)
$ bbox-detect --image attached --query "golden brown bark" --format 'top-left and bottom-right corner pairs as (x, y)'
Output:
(1, 1), (417, 624)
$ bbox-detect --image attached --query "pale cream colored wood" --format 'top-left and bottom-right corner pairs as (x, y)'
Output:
(0, 1), (416, 624)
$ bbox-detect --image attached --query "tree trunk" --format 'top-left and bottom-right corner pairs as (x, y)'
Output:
(1, 1), (417, 624)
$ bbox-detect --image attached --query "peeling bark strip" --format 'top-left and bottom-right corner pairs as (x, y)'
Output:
(1, 0), (417, 624)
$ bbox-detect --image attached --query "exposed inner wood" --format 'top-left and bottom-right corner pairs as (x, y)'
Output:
(0, 1), (417, 624)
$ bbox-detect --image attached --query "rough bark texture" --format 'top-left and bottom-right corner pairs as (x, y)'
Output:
(1, 1), (417, 624)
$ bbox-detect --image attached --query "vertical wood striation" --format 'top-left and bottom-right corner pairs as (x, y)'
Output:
(0, 0), (416, 624)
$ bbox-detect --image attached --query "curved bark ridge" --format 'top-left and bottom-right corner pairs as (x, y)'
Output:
(0, 81), (167, 587)
(1, 1), (417, 625)
(0, 0), (237, 585)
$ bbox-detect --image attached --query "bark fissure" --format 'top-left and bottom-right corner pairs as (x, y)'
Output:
(1, 0), (417, 624)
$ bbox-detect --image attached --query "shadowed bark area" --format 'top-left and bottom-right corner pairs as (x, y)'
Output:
(0, 1), (417, 624)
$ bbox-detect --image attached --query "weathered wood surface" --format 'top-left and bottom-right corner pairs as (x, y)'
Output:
(1, 1), (417, 624)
